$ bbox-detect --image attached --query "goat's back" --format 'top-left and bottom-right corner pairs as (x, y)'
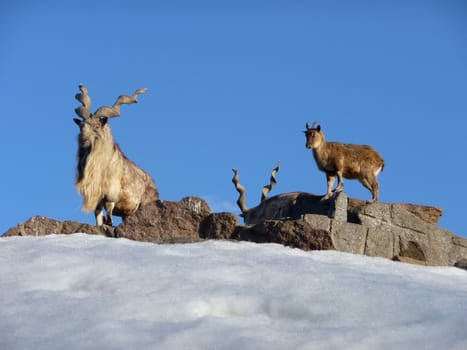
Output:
(318, 142), (384, 178)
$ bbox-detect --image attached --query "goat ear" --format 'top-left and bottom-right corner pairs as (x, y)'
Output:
(316, 125), (321, 132)
(100, 117), (108, 126)
(73, 118), (82, 126)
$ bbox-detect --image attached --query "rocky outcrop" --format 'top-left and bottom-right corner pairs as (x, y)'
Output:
(3, 193), (466, 268)
(235, 219), (334, 251)
(200, 212), (239, 240)
(3, 215), (113, 237)
(201, 191), (465, 266)
(3, 197), (210, 243)
(347, 198), (443, 225)
(455, 259), (467, 270)
(342, 194), (465, 266)
(115, 197), (210, 243)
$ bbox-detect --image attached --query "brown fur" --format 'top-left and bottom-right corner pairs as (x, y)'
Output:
(74, 85), (158, 226)
(304, 123), (384, 202)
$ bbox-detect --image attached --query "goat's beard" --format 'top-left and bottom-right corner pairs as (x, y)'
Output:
(78, 135), (93, 148)
(81, 140), (91, 148)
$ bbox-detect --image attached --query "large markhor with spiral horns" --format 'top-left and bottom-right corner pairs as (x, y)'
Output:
(73, 85), (159, 226)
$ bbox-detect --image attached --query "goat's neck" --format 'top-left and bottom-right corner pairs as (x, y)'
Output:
(78, 129), (115, 179)
(312, 139), (328, 160)
(90, 132), (115, 162)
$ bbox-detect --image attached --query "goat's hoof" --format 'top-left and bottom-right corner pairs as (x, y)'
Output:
(104, 217), (113, 226)
(101, 225), (116, 238)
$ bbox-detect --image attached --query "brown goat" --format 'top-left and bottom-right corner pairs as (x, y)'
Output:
(304, 123), (384, 202)
(73, 85), (159, 226)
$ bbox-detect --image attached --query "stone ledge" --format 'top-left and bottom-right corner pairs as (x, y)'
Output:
(2, 193), (466, 268)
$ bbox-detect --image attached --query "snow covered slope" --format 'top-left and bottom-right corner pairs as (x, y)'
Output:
(1, 234), (466, 350)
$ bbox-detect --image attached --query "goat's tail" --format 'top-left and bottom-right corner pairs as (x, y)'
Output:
(375, 161), (385, 176)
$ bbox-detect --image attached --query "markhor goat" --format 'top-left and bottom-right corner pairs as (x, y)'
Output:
(304, 123), (384, 202)
(232, 162), (281, 224)
(73, 85), (159, 226)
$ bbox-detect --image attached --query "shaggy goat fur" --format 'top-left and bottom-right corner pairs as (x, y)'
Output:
(74, 85), (158, 226)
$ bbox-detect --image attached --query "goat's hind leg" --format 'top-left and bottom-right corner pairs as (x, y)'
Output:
(359, 175), (379, 202)
(104, 201), (115, 226)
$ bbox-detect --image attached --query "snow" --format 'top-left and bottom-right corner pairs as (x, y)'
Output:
(1, 234), (466, 350)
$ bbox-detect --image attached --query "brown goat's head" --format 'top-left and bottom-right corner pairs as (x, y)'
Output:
(304, 122), (324, 149)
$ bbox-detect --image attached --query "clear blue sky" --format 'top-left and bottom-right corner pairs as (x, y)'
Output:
(1, 0), (466, 237)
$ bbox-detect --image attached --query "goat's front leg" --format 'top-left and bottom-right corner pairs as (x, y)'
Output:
(95, 206), (104, 227)
(322, 174), (335, 200)
(334, 170), (345, 193)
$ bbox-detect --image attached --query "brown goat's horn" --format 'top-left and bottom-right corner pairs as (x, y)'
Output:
(75, 84), (92, 120)
(261, 161), (281, 202)
(306, 121), (320, 130)
(232, 168), (248, 214)
(93, 87), (148, 119)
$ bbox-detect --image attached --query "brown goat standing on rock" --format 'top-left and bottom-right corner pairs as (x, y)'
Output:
(304, 122), (384, 202)
(73, 85), (159, 226)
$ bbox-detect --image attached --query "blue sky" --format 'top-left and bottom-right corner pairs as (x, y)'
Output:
(1, 0), (466, 237)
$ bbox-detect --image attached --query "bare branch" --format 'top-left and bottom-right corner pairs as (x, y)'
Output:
(74, 84), (92, 120)
(93, 87), (148, 119)
(261, 161), (281, 202)
(232, 168), (248, 214)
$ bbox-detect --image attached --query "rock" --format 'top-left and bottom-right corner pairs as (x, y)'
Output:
(234, 219), (335, 251)
(348, 198), (442, 226)
(115, 197), (211, 243)
(200, 212), (240, 240)
(454, 259), (467, 271)
(3, 216), (111, 237)
(296, 195), (465, 266)
(12, 216), (61, 236)
(3, 197), (212, 244)
(2, 191), (465, 268)
(328, 191), (348, 221)
(395, 203), (442, 225)
(327, 220), (368, 255)
(241, 192), (329, 225)
(392, 256), (434, 266)
(398, 240), (426, 261)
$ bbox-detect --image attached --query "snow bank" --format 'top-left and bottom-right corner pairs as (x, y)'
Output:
(1, 234), (466, 350)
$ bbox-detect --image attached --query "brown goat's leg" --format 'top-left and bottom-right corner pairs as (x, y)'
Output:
(370, 177), (380, 202)
(334, 171), (344, 193)
(359, 176), (379, 202)
(322, 174), (335, 200)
